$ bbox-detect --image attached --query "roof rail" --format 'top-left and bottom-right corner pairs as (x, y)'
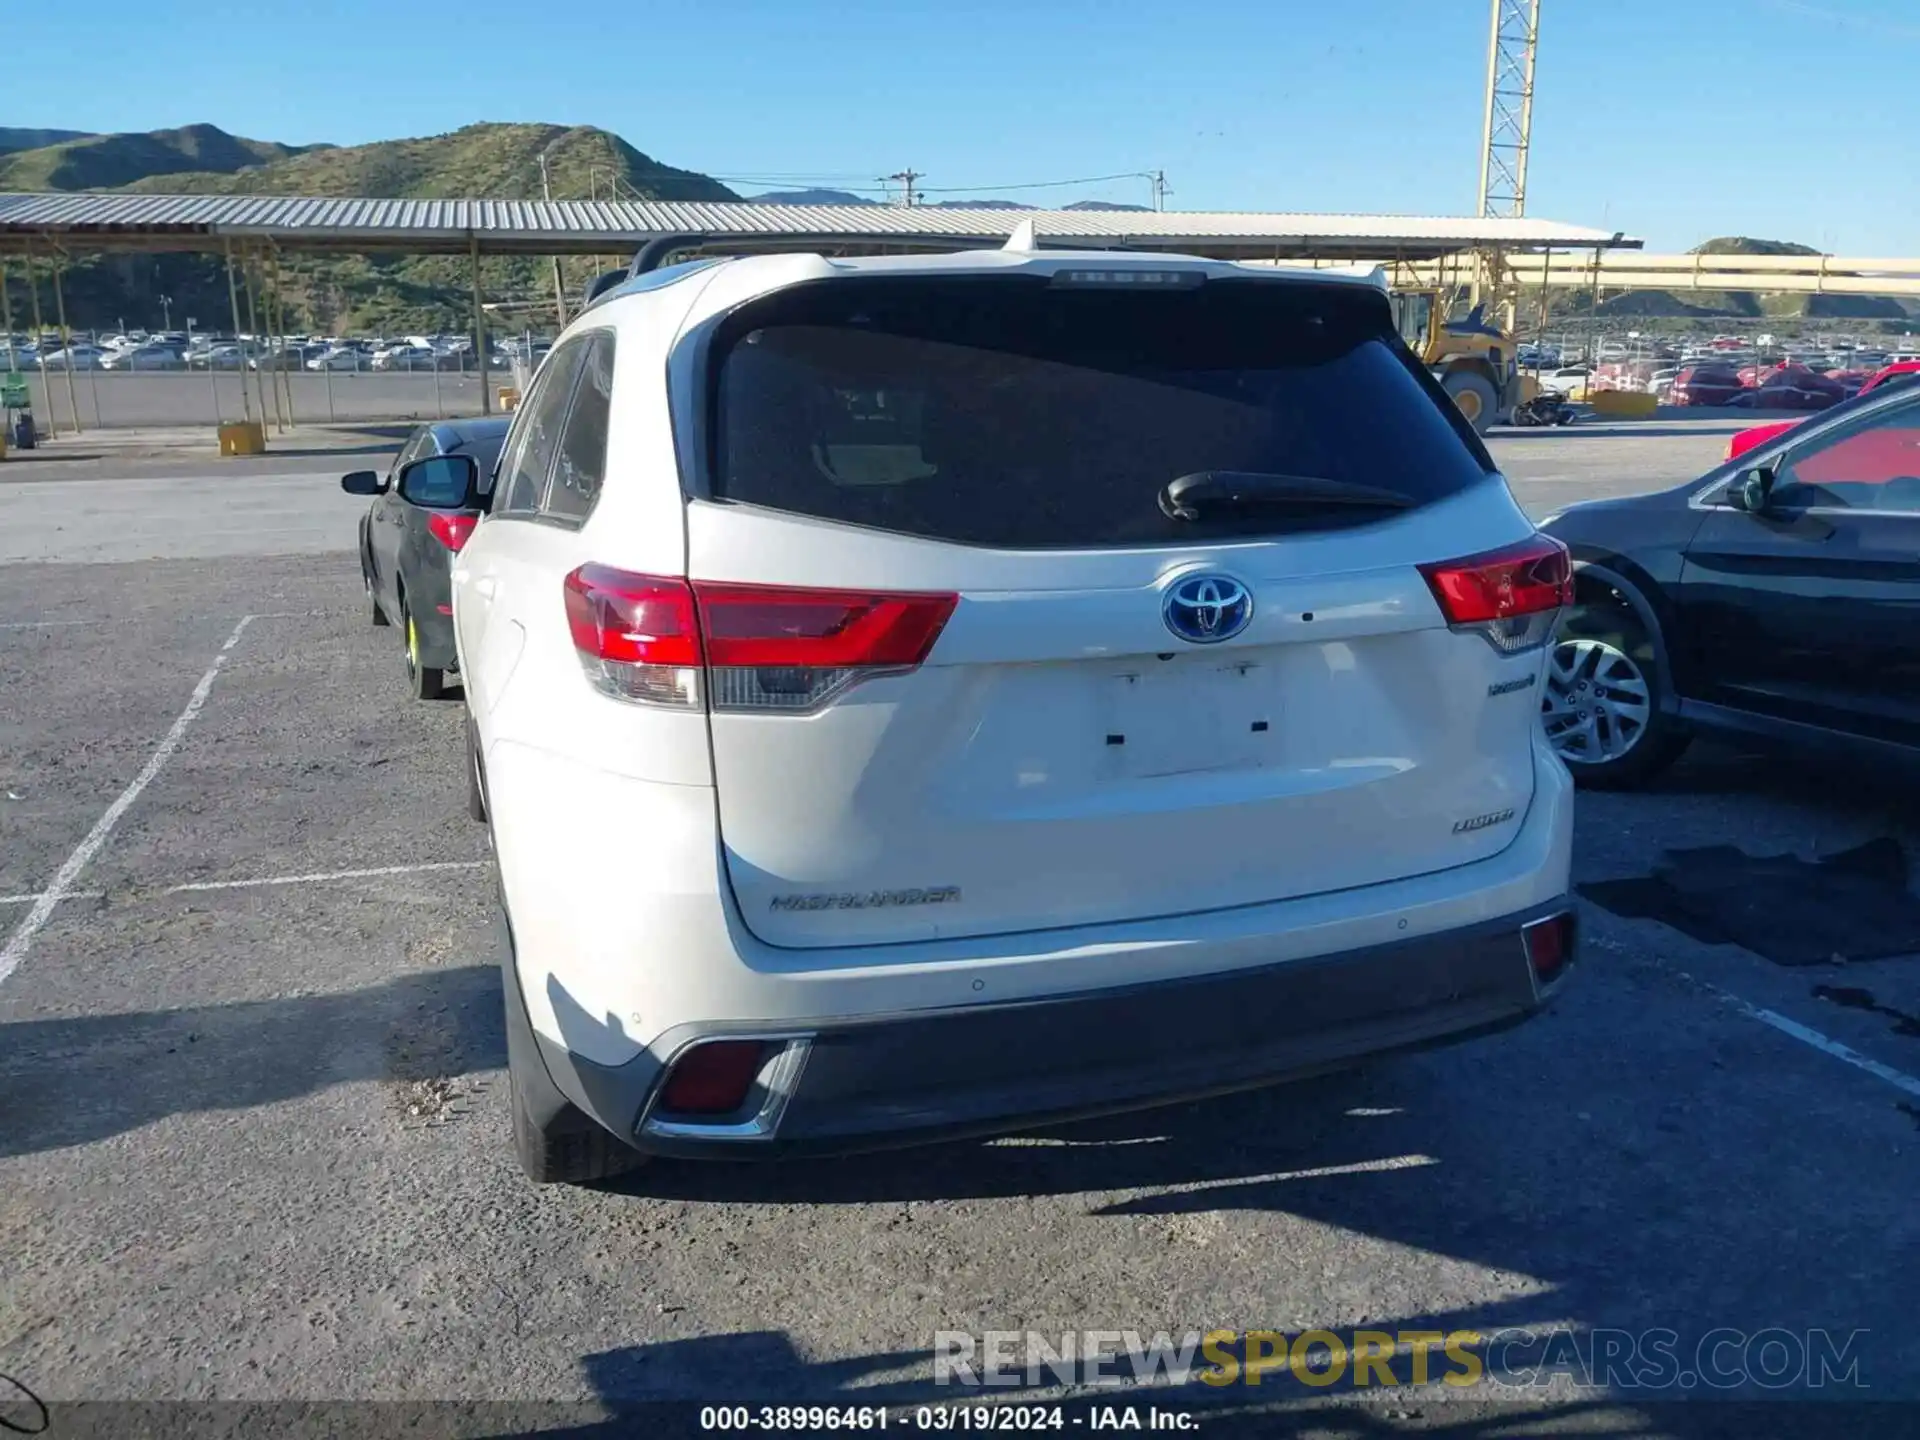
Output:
(631, 233), (713, 276)
(580, 233), (718, 313)
(581, 269), (627, 310)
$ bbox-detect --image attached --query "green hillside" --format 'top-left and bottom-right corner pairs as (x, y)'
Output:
(4, 122), (739, 332)
(0, 127), (90, 157)
(117, 122), (730, 204)
(0, 123), (316, 191)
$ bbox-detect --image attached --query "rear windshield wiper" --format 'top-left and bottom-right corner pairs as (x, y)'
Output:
(1158, 470), (1416, 522)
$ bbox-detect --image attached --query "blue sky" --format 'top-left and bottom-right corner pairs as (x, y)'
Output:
(11, 0), (1916, 253)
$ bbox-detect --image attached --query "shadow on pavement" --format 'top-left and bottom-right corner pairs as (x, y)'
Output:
(0, 962), (504, 1159)
(1637, 739), (1920, 811)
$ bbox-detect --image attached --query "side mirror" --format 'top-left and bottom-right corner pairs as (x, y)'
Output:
(1733, 465), (1775, 513)
(397, 454), (481, 510)
(340, 469), (383, 496)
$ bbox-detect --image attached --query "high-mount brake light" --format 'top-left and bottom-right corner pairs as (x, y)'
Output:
(1049, 268), (1207, 289)
(1417, 534), (1572, 653)
(561, 565), (957, 712)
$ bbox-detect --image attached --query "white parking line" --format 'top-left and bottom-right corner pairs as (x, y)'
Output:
(0, 619), (100, 629)
(0, 890), (104, 907)
(0, 862), (485, 912)
(164, 861), (488, 893)
(1725, 989), (1920, 1102)
(0, 615), (254, 988)
(1108, 1154), (1439, 1198)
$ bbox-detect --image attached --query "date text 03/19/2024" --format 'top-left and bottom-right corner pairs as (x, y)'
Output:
(698, 1405), (1199, 1431)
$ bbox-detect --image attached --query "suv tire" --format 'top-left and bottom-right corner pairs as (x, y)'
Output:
(497, 903), (647, 1185)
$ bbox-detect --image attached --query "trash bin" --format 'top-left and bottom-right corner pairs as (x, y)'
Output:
(10, 414), (35, 451)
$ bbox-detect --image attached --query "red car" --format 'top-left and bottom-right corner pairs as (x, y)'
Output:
(1725, 361), (1920, 460)
(1669, 364), (1747, 406)
(1744, 364), (1848, 411)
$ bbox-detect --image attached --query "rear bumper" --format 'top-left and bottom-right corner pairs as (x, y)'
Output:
(518, 898), (1573, 1160)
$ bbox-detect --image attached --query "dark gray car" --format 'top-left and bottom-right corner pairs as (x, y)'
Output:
(342, 418), (510, 699)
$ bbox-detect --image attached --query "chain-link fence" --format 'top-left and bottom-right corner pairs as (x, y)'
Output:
(1, 331), (552, 436)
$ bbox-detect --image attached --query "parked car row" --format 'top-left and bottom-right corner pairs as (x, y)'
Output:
(335, 249), (1920, 1191)
(1, 328), (549, 376)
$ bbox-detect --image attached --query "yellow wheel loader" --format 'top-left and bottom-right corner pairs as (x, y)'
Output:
(1389, 289), (1526, 434)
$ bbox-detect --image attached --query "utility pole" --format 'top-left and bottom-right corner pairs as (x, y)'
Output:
(538, 151), (569, 330)
(1148, 170), (1171, 211)
(884, 170), (922, 207)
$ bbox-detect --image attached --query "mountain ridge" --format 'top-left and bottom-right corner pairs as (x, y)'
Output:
(2, 122), (740, 331)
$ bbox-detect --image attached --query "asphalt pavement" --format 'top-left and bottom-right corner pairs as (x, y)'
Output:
(2, 423), (1916, 1433)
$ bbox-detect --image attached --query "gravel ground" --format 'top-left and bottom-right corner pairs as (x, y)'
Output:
(1, 428), (1917, 1435)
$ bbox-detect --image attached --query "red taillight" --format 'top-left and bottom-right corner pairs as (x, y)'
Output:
(1418, 534), (1571, 653)
(657, 1040), (769, 1116)
(1522, 911), (1576, 984)
(560, 565), (957, 712)
(562, 565), (701, 665)
(427, 512), (478, 552)
(697, 582), (956, 669)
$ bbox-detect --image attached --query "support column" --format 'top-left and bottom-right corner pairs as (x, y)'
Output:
(471, 235), (491, 416)
(224, 240), (254, 427)
(24, 244), (57, 437)
(241, 246), (277, 432)
(269, 245), (295, 428)
(0, 259), (14, 370)
(50, 254), (83, 433)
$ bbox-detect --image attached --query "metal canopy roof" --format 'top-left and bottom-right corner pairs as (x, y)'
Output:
(0, 192), (1639, 261)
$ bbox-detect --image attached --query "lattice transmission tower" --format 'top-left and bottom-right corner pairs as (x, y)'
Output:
(1477, 0), (1542, 219)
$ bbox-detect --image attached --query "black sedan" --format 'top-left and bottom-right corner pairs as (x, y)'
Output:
(342, 418), (509, 699)
(1539, 380), (1920, 787)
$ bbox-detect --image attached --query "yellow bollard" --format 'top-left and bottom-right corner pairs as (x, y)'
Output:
(1588, 389), (1658, 419)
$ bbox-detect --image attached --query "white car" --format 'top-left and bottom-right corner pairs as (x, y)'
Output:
(99, 343), (183, 370)
(307, 347), (363, 371)
(447, 246), (1578, 1183)
(1539, 366), (1592, 396)
(42, 344), (107, 369)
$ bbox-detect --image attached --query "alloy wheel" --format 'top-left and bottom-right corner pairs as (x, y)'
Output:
(1542, 637), (1652, 765)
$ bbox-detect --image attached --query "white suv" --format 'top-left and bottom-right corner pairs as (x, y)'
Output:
(450, 246), (1577, 1183)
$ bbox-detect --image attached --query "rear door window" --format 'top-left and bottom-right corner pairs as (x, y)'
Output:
(708, 275), (1493, 549)
(542, 331), (614, 523)
(495, 340), (586, 516)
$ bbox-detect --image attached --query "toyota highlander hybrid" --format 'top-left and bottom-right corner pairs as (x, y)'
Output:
(447, 246), (1579, 1183)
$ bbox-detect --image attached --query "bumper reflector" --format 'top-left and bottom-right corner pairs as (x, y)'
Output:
(657, 1040), (770, 1116)
(1521, 911), (1576, 983)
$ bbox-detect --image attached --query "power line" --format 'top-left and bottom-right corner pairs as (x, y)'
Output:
(915, 170), (1156, 194)
(711, 168), (1163, 198)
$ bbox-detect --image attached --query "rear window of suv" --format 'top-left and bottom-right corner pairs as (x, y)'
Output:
(707, 274), (1494, 549)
